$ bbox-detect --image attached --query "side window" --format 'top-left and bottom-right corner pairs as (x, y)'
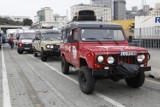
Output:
(62, 29), (67, 43)
(35, 32), (41, 40)
(66, 28), (71, 43)
(66, 28), (71, 37)
(73, 29), (79, 41)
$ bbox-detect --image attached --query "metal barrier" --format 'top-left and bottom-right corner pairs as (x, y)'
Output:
(127, 27), (160, 50)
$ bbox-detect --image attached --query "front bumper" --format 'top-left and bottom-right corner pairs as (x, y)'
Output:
(139, 66), (151, 72)
(44, 48), (60, 56)
(18, 43), (32, 51)
(92, 66), (151, 76)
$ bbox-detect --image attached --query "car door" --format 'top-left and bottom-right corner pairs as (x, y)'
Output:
(34, 32), (41, 51)
(61, 28), (72, 62)
(37, 33), (42, 51)
(70, 29), (79, 67)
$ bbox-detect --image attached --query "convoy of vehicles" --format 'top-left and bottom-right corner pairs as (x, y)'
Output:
(1, 10), (151, 95)
(32, 29), (61, 61)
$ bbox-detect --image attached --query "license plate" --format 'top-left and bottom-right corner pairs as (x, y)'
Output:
(24, 48), (30, 50)
(120, 51), (137, 56)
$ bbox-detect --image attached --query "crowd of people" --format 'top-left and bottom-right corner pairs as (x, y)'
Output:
(0, 32), (14, 48)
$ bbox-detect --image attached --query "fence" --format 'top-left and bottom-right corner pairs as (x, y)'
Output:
(128, 27), (160, 50)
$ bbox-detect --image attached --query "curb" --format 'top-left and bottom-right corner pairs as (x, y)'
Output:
(145, 73), (160, 81)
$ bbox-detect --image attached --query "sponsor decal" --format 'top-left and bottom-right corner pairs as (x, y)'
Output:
(72, 46), (77, 59)
(155, 17), (160, 23)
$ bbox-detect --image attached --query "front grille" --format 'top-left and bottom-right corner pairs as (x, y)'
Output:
(53, 45), (60, 49)
(113, 55), (137, 64)
(22, 43), (32, 48)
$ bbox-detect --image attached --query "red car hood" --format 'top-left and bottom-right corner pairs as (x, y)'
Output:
(84, 45), (148, 54)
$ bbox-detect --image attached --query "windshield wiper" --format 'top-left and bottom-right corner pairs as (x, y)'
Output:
(85, 38), (97, 40)
(85, 38), (102, 45)
(102, 37), (112, 40)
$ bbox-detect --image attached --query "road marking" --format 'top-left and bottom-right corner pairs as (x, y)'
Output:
(146, 79), (160, 85)
(28, 55), (125, 107)
(25, 61), (76, 107)
(1, 46), (12, 107)
(43, 62), (125, 107)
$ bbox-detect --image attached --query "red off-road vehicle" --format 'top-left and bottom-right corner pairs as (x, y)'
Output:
(60, 10), (151, 94)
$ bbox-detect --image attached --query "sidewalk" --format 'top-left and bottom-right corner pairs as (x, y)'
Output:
(145, 50), (160, 80)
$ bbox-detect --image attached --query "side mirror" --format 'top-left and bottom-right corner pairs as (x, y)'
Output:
(67, 35), (74, 43)
(35, 37), (40, 40)
(32, 39), (35, 42)
(128, 36), (132, 43)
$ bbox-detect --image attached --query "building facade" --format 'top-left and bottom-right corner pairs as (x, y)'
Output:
(132, 6), (138, 12)
(155, 3), (160, 10)
(33, 7), (54, 28)
(33, 7), (68, 29)
(90, 0), (114, 19)
(148, 3), (160, 16)
(143, 5), (150, 12)
(71, 4), (112, 21)
(53, 14), (68, 28)
(114, 0), (126, 20)
(90, 0), (112, 8)
(37, 7), (54, 22)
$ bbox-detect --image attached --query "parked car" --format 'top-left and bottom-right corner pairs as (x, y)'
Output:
(17, 32), (36, 54)
(60, 10), (151, 94)
(32, 29), (61, 61)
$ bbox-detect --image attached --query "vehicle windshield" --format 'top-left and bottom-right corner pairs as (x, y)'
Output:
(20, 33), (36, 39)
(81, 29), (125, 41)
(42, 31), (61, 39)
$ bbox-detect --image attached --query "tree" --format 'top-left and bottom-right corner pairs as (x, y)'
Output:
(0, 17), (23, 25)
(23, 18), (33, 26)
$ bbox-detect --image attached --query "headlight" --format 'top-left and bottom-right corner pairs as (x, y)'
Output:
(137, 54), (145, 63)
(97, 55), (104, 63)
(46, 44), (54, 49)
(50, 45), (54, 48)
(46, 45), (51, 49)
(46, 44), (50, 49)
(107, 56), (114, 64)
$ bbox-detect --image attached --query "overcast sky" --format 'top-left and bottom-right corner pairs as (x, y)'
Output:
(0, 0), (158, 20)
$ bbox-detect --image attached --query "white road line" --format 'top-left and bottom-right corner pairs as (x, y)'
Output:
(25, 61), (75, 107)
(146, 79), (160, 85)
(28, 55), (125, 107)
(44, 62), (125, 107)
(1, 46), (12, 107)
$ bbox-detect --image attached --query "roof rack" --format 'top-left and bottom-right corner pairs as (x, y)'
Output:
(72, 10), (96, 21)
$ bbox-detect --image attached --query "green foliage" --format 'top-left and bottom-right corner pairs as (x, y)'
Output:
(23, 18), (33, 26)
(0, 17), (23, 25)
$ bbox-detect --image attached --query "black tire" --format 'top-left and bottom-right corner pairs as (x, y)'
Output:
(40, 50), (47, 61)
(33, 48), (38, 57)
(79, 66), (95, 94)
(17, 49), (23, 54)
(125, 71), (145, 88)
(61, 56), (69, 74)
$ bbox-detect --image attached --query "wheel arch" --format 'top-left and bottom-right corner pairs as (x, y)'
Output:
(80, 58), (88, 67)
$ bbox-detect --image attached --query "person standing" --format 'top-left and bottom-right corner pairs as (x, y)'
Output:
(9, 35), (14, 48)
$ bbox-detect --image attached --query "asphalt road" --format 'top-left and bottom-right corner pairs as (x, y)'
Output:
(0, 45), (160, 107)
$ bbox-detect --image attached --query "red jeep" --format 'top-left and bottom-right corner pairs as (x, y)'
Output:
(60, 11), (151, 94)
